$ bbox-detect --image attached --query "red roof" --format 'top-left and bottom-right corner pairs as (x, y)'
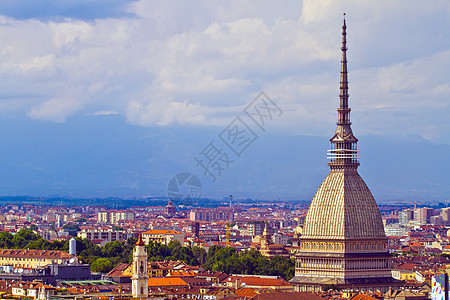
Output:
(136, 234), (145, 246)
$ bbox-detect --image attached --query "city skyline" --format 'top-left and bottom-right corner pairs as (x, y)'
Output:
(0, 1), (449, 200)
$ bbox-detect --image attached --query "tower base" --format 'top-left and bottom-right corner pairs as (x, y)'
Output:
(290, 275), (403, 293)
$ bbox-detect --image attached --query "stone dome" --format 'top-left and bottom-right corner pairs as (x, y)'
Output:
(302, 169), (386, 240)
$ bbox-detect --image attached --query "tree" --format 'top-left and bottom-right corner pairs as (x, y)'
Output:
(12, 229), (40, 248)
(322, 284), (340, 292)
(29, 224), (38, 231)
(0, 231), (13, 248)
(75, 238), (102, 264)
(146, 241), (171, 261)
(26, 238), (51, 250)
(192, 247), (207, 265)
(91, 258), (113, 273)
(102, 241), (125, 258)
(203, 247), (295, 280)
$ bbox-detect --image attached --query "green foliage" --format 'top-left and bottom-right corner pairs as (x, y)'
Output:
(29, 224), (38, 231)
(74, 238), (102, 265)
(204, 247), (295, 280)
(61, 223), (80, 231)
(91, 258), (113, 273)
(144, 240), (206, 266)
(322, 284), (340, 291)
(10, 229), (40, 248)
(192, 246), (207, 265)
(0, 231), (13, 248)
(0, 228), (294, 280)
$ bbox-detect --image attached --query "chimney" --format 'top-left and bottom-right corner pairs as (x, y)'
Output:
(234, 278), (241, 289)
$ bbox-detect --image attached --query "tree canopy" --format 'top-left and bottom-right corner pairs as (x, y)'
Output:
(1, 228), (294, 279)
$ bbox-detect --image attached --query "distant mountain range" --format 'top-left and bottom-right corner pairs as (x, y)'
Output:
(0, 114), (448, 204)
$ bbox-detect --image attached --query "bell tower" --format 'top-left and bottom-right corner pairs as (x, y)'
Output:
(132, 234), (148, 298)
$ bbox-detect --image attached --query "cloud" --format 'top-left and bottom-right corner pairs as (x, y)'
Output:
(127, 98), (238, 127)
(27, 89), (86, 123)
(91, 110), (119, 116)
(0, 0), (449, 144)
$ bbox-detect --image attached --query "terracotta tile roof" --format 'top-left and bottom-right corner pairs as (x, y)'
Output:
(224, 276), (291, 287)
(107, 263), (131, 277)
(351, 294), (380, 300)
(142, 229), (182, 234)
(235, 287), (259, 297)
(147, 277), (188, 287)
(396, 263), (418, 270)
(250, 291), (323, 300)
(167, 270), (197, 277)
(0, 248), (70, 259)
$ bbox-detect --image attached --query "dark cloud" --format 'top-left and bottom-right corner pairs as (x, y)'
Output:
(0, 0), (138, 21)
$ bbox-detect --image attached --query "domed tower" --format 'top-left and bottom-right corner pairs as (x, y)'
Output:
(164, 200), (177, 216)
(290, 15), (400, 292)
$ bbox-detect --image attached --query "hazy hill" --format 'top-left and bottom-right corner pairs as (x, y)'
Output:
(0, 114), (448, 203)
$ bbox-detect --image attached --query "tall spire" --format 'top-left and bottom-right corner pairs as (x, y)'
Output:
(339, 13), (349, 123)
(327, 14), (360, 170)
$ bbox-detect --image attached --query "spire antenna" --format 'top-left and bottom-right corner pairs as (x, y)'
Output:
(327, 15), (360, 170)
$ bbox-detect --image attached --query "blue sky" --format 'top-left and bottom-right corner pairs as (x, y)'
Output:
(0, 0), (137, 20)
(0, 1), (449, 199)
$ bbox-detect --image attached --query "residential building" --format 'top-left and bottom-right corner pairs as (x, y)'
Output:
(247, 221), (266, 237)
(0, 249), (73, 268)
(399, 209), (414, 225)
(77, 227), (129, 243)
(97, 210), (135, 224)
(141, 230), (184, 245)
(414, 208), (433, 224)
(190, 208), (234, 222)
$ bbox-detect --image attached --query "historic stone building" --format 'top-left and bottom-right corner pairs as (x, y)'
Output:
(290, 17), (401, 292)
(0, 249), (73, 268)
(132, 235), (148, 298)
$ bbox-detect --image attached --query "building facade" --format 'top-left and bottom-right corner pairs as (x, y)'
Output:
(290, 17), (400, 292)
(189, 208), (234, 222)
(97, 210), (135, 224)
(0, 249), (73, 268)
(77, 227), (129, 243)
(141, 230), (184, 246)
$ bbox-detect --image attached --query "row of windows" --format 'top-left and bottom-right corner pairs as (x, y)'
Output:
(0, 257), (50, 262)
(302, 242), (385, 251)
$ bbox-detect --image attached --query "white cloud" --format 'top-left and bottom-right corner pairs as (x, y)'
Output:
(27, 95), (84, 123)
(91, 110), (119, 116)
(0, 0), (449, 143)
